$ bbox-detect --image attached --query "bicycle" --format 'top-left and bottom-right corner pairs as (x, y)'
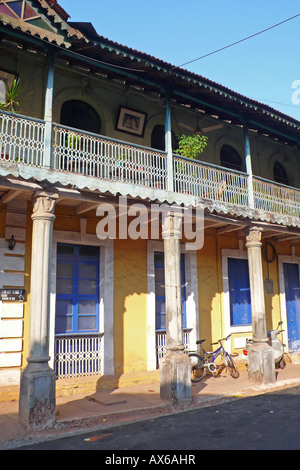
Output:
(189, 334), (239, 383)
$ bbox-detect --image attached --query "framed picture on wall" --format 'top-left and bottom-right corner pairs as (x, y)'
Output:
(116, 106), (147, 137)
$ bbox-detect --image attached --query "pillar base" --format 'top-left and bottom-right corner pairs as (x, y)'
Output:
(19, 363), (56, 430)
(160, 348), (192, 404)
(248, 342), (275, 384)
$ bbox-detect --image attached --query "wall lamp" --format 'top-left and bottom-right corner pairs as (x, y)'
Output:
(8, 235), (16, 251)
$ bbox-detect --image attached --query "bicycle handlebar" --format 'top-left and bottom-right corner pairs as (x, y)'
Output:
(211, 334), (231, 346)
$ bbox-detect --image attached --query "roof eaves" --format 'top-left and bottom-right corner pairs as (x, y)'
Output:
(88, 34), (300, 131)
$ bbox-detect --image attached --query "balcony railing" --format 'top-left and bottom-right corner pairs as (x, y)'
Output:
(53, 123), (168, 190)
(1, 111), (299, 221)
(253, 176), (300, 217)
(173, 154), (249, 205)
(0, 110), (45, 166)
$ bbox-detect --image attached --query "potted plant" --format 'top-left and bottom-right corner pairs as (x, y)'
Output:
(0, 77), (23, 113)
(0, 77), (24, 161)
(174, 134), (208, 193)
(175, 133), (208, 160)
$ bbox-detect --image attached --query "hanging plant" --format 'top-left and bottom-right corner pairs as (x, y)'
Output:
(175, 134), (208, 159)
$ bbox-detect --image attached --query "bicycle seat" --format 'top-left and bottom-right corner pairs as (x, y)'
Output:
(196, 339), (206, 345)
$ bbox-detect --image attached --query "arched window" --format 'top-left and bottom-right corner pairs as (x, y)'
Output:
(273, 161), (289, 186)
(151, 125), (177, 151)
(220, 144), (242, 171)
(60, 100), (101, 134)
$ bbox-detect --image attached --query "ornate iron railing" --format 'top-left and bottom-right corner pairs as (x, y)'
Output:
(52, 124), (168, 190)
(1, 111), (300, 220)
(0, 110), (45, 166)
(253, 176), (300, 217)
(173, 154), (249, 206)
(54, 333), (104, 379)
(156, 329), (192, 368)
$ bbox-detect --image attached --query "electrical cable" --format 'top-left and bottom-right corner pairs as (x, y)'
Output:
(171, 13), (300, 70)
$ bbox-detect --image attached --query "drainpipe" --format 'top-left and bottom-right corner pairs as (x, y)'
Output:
(43, 51), (55, 169)
(164, 96), (174, 192)
(243, 123), (254, 209)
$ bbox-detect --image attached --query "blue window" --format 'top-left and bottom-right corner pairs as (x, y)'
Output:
(228, 257), (251, 326)
(154, 252), (186, 331)
(283, 263), (300, 350)
(55, 244), (100, 334)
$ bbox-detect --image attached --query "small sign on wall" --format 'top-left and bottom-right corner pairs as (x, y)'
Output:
(0, 289), (26, 301)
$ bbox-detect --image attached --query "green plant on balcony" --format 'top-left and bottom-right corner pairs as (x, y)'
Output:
(66, 132), (81, 150)
(0, 78), (24, 162)
(174, 133), (208, 175)
(0, 77), (23, 113)
(175, 133), (208, 160)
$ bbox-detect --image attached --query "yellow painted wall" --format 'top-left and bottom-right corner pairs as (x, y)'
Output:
(196, 229), (299, 354)
(113, 238), (148, 374)
(197, 231), (240, 347)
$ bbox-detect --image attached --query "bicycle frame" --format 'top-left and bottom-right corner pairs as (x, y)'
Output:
(206, 344), (224, 373)
(189, 334), (239, 381)
(200, 336), (232, 373)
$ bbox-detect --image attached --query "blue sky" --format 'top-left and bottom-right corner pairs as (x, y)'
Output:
(61, 0), (300, 121)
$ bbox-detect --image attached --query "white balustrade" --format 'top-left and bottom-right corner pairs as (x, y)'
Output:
(52, 124), (167, 189)
(1, 111), (300, 220)
(54, 334), (104, 379)
(173, 155), (249, 206)
(0, 111), (45, 166)
(253, 177), (300, 217)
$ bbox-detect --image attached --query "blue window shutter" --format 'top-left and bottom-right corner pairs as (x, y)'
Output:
(228, 257), (251, 326)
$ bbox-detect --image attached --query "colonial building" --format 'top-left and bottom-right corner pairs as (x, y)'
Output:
(0, 0), (300, 428)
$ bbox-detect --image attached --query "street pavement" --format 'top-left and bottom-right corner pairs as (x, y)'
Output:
(1, 361), (300, 450)
(13, 385), (300, 451)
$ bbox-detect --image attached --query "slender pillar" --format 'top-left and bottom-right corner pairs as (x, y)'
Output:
(19, 191), (58, 429)
(165, 97), (174, 192)
(243, 124), (254, 209)
(160, 212), (191, 403)
(245, 226), (275, 384)
(43, 51), (55, 169)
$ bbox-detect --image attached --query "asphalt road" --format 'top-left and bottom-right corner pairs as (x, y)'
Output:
(15, 385), (300, 452)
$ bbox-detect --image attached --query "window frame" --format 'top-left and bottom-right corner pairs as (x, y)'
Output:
(55, 243), (100, 335)
(222, 246), (253, 351)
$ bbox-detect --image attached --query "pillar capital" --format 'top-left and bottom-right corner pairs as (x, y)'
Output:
(245, 226), (263, 248)
(162, 211), (182, 240)
(32, 191), (58, 221)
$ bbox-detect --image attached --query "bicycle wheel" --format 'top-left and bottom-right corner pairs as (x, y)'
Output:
(224, 352), (239, 378)
(189, 353), (206, 383)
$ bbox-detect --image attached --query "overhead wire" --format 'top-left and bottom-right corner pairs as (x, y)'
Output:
(171, 13), (300, 70)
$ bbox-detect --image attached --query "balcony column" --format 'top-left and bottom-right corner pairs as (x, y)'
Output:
(243, 123), (254, 209)
(160, 211), (191, 403)
(165, 97), (174, 192)
(19, 191), (58, 430)
(245, 226), (275, 384)
(43, 51), (55, 169)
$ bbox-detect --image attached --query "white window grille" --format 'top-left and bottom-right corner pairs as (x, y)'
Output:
(54, 333), (104, 379)
(156, 328), (192, 368)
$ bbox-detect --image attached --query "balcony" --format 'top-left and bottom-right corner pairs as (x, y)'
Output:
(0, 110), (300, 224)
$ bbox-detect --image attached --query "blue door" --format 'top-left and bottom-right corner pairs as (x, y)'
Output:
(228, 258), (251, 326)
(283, 263), (300, 351)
